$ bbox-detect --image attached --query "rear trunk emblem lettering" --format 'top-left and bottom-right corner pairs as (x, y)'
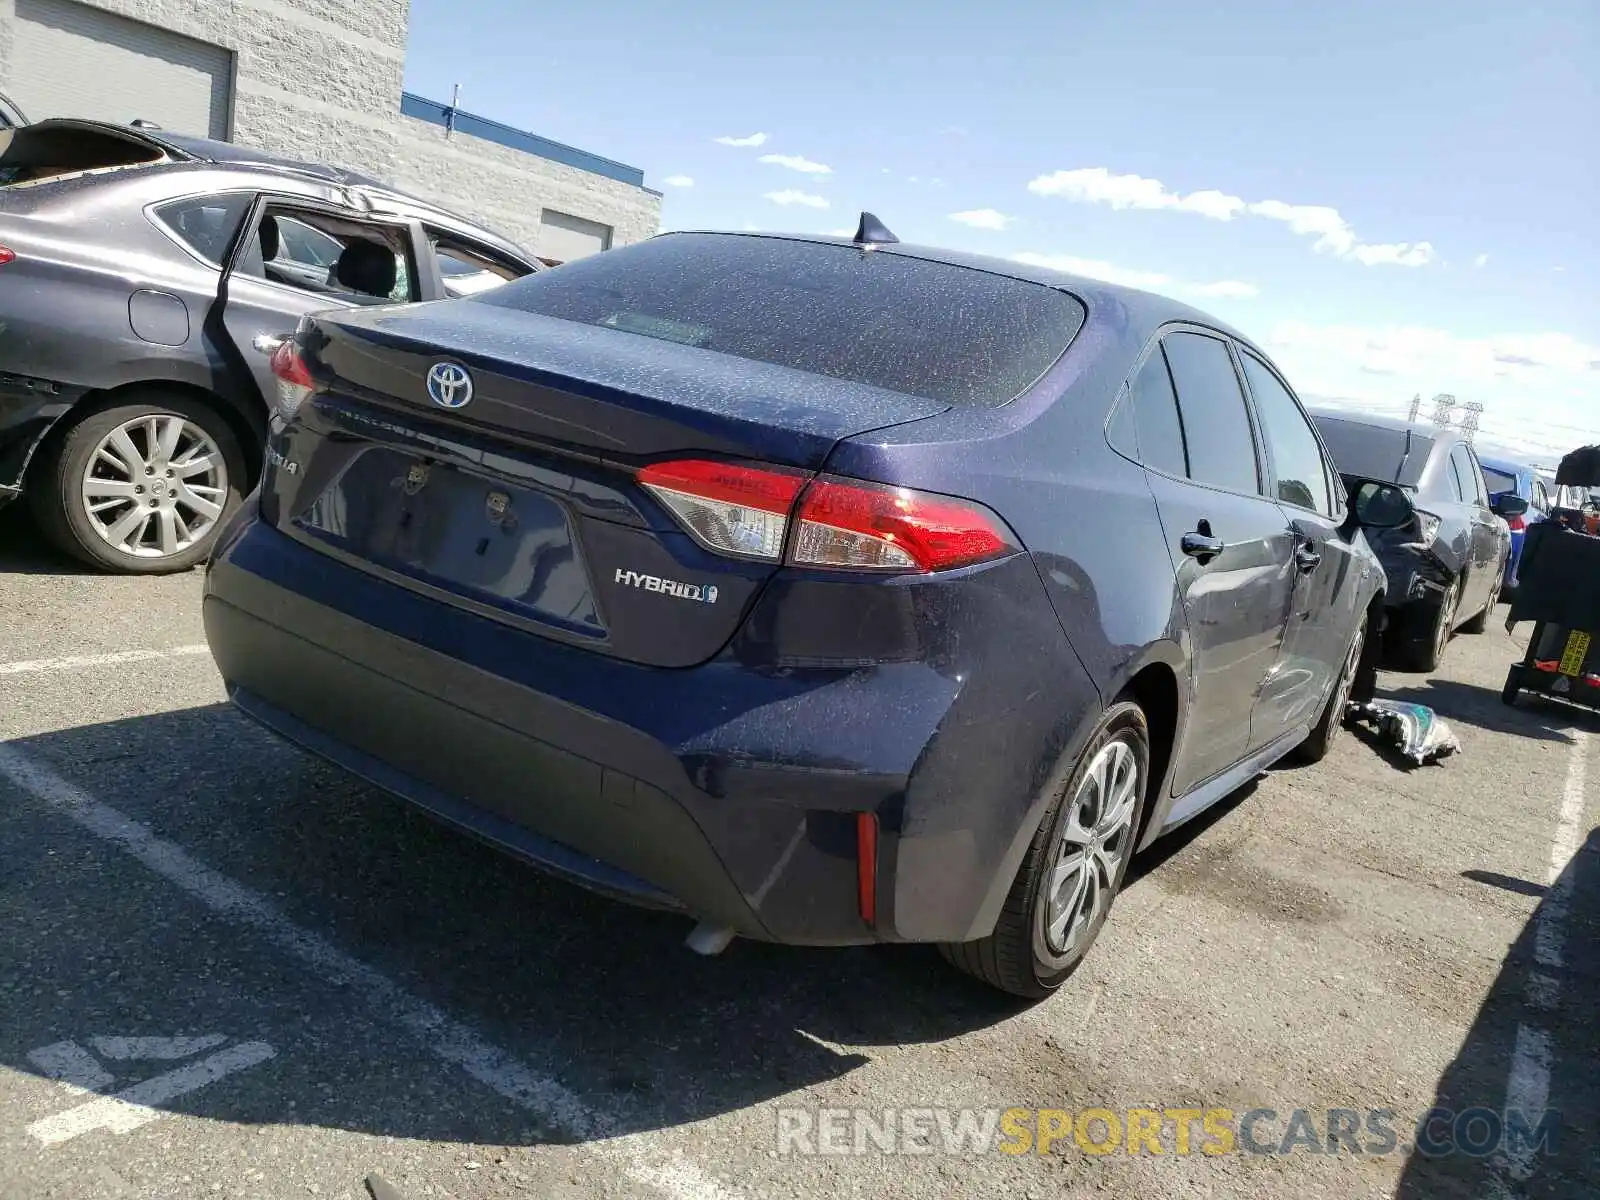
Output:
(614, 568), (718, 604)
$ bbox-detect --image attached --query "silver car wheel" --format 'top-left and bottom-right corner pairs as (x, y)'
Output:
(1038, 737), (1140, 962)
(1433, 579), (1460, 661)
(80, 415), (228, 558)
(1331, 625), (1365, 726)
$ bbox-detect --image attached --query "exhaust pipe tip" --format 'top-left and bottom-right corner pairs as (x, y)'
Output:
(685, 923), (736, 956)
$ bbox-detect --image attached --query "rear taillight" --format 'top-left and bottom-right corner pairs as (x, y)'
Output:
(268, 340), (314, 419)
(638, 459), (806, 561)
(637, 458), (1019, 573)
(1507, 515), (1527, 532)
(1406, 509), (1442, 549)
(0, 246), (14, 267)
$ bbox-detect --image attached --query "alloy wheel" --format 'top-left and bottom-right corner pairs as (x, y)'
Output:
(1433, 580), (1460, 662)
(1037, 737), (1140, 964)
(1331, 625), (1365, 727)
(80, 415), (228, 558)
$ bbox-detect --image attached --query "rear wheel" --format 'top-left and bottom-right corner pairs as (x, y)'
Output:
(940, 700), (1149, 999)
(1396, 577), (1460, 673)
(28, 392), (246, 575)
(1461, 566), (1503, 634)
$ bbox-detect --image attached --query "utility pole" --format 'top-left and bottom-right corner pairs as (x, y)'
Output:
(1407, 393), (1423, 423)
(1430, 393), (1457, 427)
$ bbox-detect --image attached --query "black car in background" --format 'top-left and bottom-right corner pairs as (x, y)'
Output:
(1311, 410), (1521, 671)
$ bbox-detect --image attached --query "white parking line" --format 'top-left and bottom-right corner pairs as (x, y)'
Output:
(28, 1042), (278, 1146)
(0, 742), (739, 1200)
(1499, 727), (1589, 1186)
(0, 645), (210, 677)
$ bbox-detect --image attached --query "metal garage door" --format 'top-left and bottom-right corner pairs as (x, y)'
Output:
(539, 210), (613, 264)
(9, 0), (233, 138)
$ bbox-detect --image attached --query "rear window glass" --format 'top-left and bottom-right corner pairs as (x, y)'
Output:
(1311, 415), (1434, 488)
(0, 124), (165, 187)
(1481, 466), (1518, 495)
(476, 232), (1086, 407)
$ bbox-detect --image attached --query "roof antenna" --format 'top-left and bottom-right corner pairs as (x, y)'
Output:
(852, 211), (899, 248)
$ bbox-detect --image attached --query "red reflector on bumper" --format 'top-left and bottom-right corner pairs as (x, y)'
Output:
(856, 811), (879, 926)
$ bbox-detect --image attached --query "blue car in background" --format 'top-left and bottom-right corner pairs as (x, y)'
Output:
(1477, 455), (1553, 593)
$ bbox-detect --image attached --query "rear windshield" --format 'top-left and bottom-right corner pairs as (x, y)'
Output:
(1312, 415), (1434, 488)
(0, 124), (164, 187)
(1481, 465), (1519, 496)
(476, 232), (1086, 407)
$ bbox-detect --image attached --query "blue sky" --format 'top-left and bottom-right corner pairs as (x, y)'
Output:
(405, 0), (1598, 462)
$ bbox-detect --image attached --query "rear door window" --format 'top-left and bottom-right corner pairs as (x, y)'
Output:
(1239, 351), (1332, 514)
(153, 193), (254, 265)
(1113, 349), (1190, 479)
(478, 231), (1086, 407)
(1160, 332), (1261, 495)
(1481, 465), (1519, 496)
(1444, 450), (1467, 502)
(1455, 445), (1488, 505)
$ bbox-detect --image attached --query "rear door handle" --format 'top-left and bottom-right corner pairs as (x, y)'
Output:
(1294, 543), (1322, 573)
(1181, 532), (1225, 560)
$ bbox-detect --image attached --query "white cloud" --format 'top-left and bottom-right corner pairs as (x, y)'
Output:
(824, 227), (855, 237)
(1474, 253), (1490, 268)
(662, 175), (694, 188)
(1194, 279), (1262, 298)
(758, 153), (832, 175)
(948, 208), (1012, 231)
(1262, 321), (1600, 456)
(1011, 252), (1259, 300)
(1027, 168), (1247, 220)
(714, 132), (769, 147)
(1030, 167), (1432, 266)
(764, 189), (830, 209)
(1348, 241), (1435, 267)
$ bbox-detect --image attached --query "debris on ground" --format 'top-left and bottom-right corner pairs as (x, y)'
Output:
(1351, 700), (1462, 766)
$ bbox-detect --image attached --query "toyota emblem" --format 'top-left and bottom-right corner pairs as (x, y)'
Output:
(426, 362), (473, 409)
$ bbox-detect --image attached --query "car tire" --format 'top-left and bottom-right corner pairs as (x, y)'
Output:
(939, 700), (1150, 999)
(1291, 618), (1368, 765)
(1460, 568), (1502, 634)
(28, 392), (247, 575)
(1396, 577), (1460, 673)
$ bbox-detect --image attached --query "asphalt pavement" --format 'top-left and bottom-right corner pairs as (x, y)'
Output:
(1, 503), (1595, 1200)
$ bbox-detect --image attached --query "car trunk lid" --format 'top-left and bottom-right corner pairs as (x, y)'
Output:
(264, 301), (950, 668)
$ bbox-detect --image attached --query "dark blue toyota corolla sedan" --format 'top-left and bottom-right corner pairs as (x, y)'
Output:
(204, 220), (1400, 997)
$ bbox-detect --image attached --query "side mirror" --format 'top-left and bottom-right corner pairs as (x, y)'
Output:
(1349, 479), (1415, 530)
(1491, 492), (1530, 519)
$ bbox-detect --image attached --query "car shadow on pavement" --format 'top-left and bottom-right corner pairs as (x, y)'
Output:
(0, 504), (92, 576)
(1, 703), (1028, 1153)
(1395, 826), (1600, 1199)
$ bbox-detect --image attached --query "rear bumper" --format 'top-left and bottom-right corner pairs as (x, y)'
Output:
(0, 372), (83, 492)
(1373, 544), (1452, 610)
(204, 512), (1098, 945)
